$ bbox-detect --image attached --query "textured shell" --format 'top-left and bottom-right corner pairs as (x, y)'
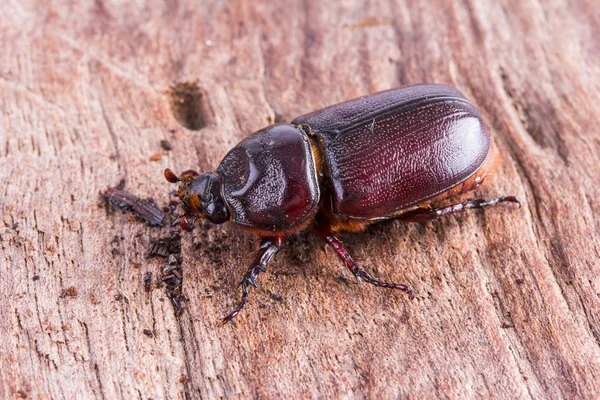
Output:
(216, 123), (320, 232)
(292, 84), (491, 219)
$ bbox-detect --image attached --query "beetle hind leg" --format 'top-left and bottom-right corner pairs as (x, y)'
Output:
(399, 196), (520, 222)
(323, 234), (414, 299)
(222, 237), (283, 323)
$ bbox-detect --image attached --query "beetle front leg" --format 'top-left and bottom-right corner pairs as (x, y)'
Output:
(323, 234), (414, 299)
(399, 196), (520, 222)
(222, 237), (283, 323)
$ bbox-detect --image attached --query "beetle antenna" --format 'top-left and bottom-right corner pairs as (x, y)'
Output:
(164, 168), (181, 183)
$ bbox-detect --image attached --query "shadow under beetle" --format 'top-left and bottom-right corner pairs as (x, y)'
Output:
(165, 84), (520, 322)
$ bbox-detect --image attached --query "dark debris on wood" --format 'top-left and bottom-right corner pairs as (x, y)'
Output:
(102, 178), (186, 316)
(103, 180), (165, 226)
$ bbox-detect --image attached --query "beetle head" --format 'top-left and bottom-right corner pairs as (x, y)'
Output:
(164, 168), (230, 231)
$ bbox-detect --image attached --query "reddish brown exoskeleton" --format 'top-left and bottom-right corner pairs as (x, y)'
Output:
(165, 84), (519, 322)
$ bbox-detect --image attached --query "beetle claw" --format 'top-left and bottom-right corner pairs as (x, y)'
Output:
(222, 295), (248, 324)
(502, 195), (521, 208)
(354, 269), (413, 296)
(222, 238), (283, 322)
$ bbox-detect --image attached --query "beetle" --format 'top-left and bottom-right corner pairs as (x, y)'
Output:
(165, 84), (519, 322)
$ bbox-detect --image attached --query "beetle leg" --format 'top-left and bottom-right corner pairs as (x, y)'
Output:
(399, 196), (520, 222)
(222, 237), (283, 323)
(323, 234), (414, 299)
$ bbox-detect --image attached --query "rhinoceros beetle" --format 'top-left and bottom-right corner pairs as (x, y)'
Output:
(165, 84), (519, 322)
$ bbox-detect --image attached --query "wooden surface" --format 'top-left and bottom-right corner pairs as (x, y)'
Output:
(2, 1), (600, 398)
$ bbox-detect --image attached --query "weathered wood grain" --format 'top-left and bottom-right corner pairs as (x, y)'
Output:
(1, 0), (599, 398)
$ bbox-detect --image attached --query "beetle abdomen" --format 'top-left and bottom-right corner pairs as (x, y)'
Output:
(292, 84), (491, 219)
(216, 123), (320, 232)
